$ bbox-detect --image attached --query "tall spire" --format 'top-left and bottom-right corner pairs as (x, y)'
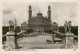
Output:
(28, 5), (32, 20)
(29, 5), (31, 10)
(48, 5), (51, 9)
(47, 5), (51, 20)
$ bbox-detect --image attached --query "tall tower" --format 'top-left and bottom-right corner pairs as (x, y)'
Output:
(28, 5), (32, 20)
(47, 5), (51, 20)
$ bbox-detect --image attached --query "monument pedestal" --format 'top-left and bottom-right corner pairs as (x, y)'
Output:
(65, 32), (74, 49)
(5, 31), (17, 49)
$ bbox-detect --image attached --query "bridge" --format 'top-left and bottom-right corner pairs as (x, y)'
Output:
(2, 30), (78, 49)
(53, 31), (77, 38)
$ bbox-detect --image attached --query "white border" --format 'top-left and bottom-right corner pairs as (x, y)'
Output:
(0, 0), (80, 54)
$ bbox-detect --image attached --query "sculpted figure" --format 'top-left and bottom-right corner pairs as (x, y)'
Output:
(64, 21), (71, 33)
(64, 21), (68, 32)
(9, 20), (14, 31)
(68, 21), (71, 33)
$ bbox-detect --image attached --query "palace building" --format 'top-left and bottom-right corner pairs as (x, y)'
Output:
(28, 5), (52, 32)
(21, 5), (58, 33)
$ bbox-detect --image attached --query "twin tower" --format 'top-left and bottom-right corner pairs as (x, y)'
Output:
(28, 5), (51, 20)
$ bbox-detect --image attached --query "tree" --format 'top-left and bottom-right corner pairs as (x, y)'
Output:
(44, 29), (53, 34)
(2, 26), (9, 44)
(59, 26), (65, 33)
(14, 26), (21, 33)
(71, 26), (78, 36)
(26, 29), (33, 34)
(59, 26), (78, 36)
(2, 26), (9, 35)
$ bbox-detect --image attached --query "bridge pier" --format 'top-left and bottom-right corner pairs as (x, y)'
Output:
(64, 32), (74, 49)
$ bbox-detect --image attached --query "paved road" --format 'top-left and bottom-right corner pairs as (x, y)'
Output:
(18, 35), (64, 49)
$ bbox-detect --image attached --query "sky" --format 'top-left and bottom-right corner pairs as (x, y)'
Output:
(2, 1), (78, 26)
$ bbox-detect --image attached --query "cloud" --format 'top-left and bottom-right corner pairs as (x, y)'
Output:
(3, 9), (13, 15)
(3, 2), (77, 26)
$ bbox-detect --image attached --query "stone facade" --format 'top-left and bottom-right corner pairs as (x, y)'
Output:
(5, 31), (16, 49)
(28, 5), (52, 32)
(21, 22), (28, 32)
(21, 5), (59, 33)
(52, 22), (58, 31)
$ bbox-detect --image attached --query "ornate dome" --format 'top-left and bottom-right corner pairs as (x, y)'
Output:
(37, 12), (42, 16)
(53, 22), (57, 24)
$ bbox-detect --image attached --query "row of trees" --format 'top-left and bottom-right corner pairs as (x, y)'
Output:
(2, 26), (78, 35)
(26, 29), (33, 34)
(59, 26), (78, 36)
(2, 26), (34, 35)
(2, 26), (21, 35)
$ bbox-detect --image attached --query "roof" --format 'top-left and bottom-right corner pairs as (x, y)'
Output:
(54, 37), (62, 40)
(29, 13), (49, 21)
(53, 22), (57, 24)
(21, 22), (27, 26)
(37, 12), (42, 16)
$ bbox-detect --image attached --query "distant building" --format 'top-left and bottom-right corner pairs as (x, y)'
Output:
(52, 22), (58, 31)
(21, 22), (28, 32)
(28, 5), (51, 33)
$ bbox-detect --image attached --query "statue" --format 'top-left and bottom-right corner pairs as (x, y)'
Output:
(64, 21), (71, 33)
(64, 21), (68, 32)
(9, 20), (14, 31)
(14, 18), (17, 30)
(68, 21), (71, 33)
